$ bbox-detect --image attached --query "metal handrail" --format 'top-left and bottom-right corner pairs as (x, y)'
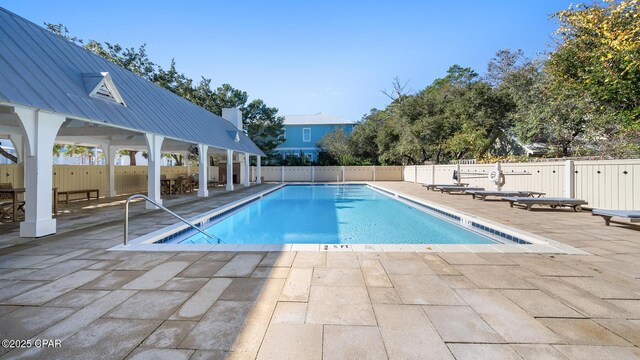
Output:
(123, 194), (221, 246)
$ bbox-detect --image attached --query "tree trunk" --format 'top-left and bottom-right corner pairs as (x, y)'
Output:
(171, 154), (183, 166)
(403, 154), (416, 165)
(128, 150), (137, 166)
(478, 129), (503, 158)
(0, 146), (17, 163)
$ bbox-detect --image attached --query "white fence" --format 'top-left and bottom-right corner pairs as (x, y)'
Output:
(255, 166), (403, 182)
(403, 159), (640, 210)
(1, 160), (636, 210)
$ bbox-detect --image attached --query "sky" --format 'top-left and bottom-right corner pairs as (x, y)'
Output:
(2, 0), (572, 120)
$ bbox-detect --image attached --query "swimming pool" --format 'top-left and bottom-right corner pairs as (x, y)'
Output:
(168, 184), (499, 245)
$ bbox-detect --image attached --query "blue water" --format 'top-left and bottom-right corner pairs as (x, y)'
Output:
(175, 185), (494, 245)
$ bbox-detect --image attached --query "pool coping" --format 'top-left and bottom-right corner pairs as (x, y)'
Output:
(108, 182), (590, 255)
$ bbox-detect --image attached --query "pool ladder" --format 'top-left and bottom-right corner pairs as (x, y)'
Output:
(123, 194), (222, 246)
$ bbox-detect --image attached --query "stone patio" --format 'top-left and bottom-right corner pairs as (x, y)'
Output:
(0, 182), (639, 359)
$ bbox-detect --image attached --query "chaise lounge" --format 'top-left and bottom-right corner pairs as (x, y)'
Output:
(465, 190), (545, 201)
(592, 209), (640, 226)
(501, 196), (588, 212)
(423, 183), (468, 191)
(439, 186), (484, 194)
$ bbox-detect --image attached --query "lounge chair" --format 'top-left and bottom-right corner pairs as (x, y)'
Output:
(171, 176), (185, 194)
(439, 186), (484, 194)
(592, 209), (640, 226)
(423, 183), (468, 191)
(0, 183), (25, 219)
(464, 190), (545, 201)
(182, 176), (195, 193)
(501, 197), (588, 212)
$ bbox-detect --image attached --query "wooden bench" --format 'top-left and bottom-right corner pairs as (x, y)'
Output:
(58, 189), (99, 204)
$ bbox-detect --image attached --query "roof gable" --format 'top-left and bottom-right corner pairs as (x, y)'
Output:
(0, 8), (264, 156)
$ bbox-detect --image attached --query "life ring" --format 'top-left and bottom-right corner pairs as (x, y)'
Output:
(488, 170), (506, 187)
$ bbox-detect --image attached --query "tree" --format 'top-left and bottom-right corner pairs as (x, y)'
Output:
(116, 149), (138, 166)
(210, 84), (249, 116)
(52, 145), (98, 164)
(347, 109), (386, 165)
(0, 145), (17, 163)
(240, 100), (285, 163)
(377, 66), (514, 164)
(381, 77), (412, 105)
(486, 49), (603, 157)
(485, 49), (528, 87)
(550, 0), (640, 132)
(317, 127), (351, 165)
(63, 146), (97, 164)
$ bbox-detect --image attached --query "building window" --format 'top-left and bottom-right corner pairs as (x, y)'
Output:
(305, 152), (313, 161)
(303, 128), (311, 142)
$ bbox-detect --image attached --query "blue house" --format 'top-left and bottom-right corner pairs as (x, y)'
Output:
(275, 112), (357, 161)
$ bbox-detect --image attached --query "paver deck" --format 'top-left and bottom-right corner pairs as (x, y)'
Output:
(0, 182), (639, 359)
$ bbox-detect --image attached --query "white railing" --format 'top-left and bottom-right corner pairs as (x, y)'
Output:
(123, 194), (221, 246)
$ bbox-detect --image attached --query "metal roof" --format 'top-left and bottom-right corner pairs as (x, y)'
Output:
(283, 112), (357, 125)
(0, 8), (264, 156)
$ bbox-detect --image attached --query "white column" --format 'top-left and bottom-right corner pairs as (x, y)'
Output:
(144, 133), (164, 209)
(184, 151), (191, 176)
(256, 156), (262, 184)
(105, 145), (118, 197)
(431, 164), (436, 185)
(372, 165), (376, 181)
(242, 153), (250, 187)
(197, 144), (208, 197)
(564, 160), (575, 198)
(311, 166), (315, 182)
(226, 149), (234, 191)
(281, 166), (285, 183)
(15, 108), (64, 237)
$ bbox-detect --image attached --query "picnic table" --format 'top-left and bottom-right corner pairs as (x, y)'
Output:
(0, 187), (58, 222)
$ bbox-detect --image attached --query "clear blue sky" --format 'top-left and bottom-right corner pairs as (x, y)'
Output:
(3, 0), (571, 120)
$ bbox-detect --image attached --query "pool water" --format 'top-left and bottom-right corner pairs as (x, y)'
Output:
(175, 185), (495, 245)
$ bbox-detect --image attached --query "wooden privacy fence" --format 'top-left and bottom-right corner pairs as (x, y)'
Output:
(0, 164), (208, 201)
(403, 159), (640, 210)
